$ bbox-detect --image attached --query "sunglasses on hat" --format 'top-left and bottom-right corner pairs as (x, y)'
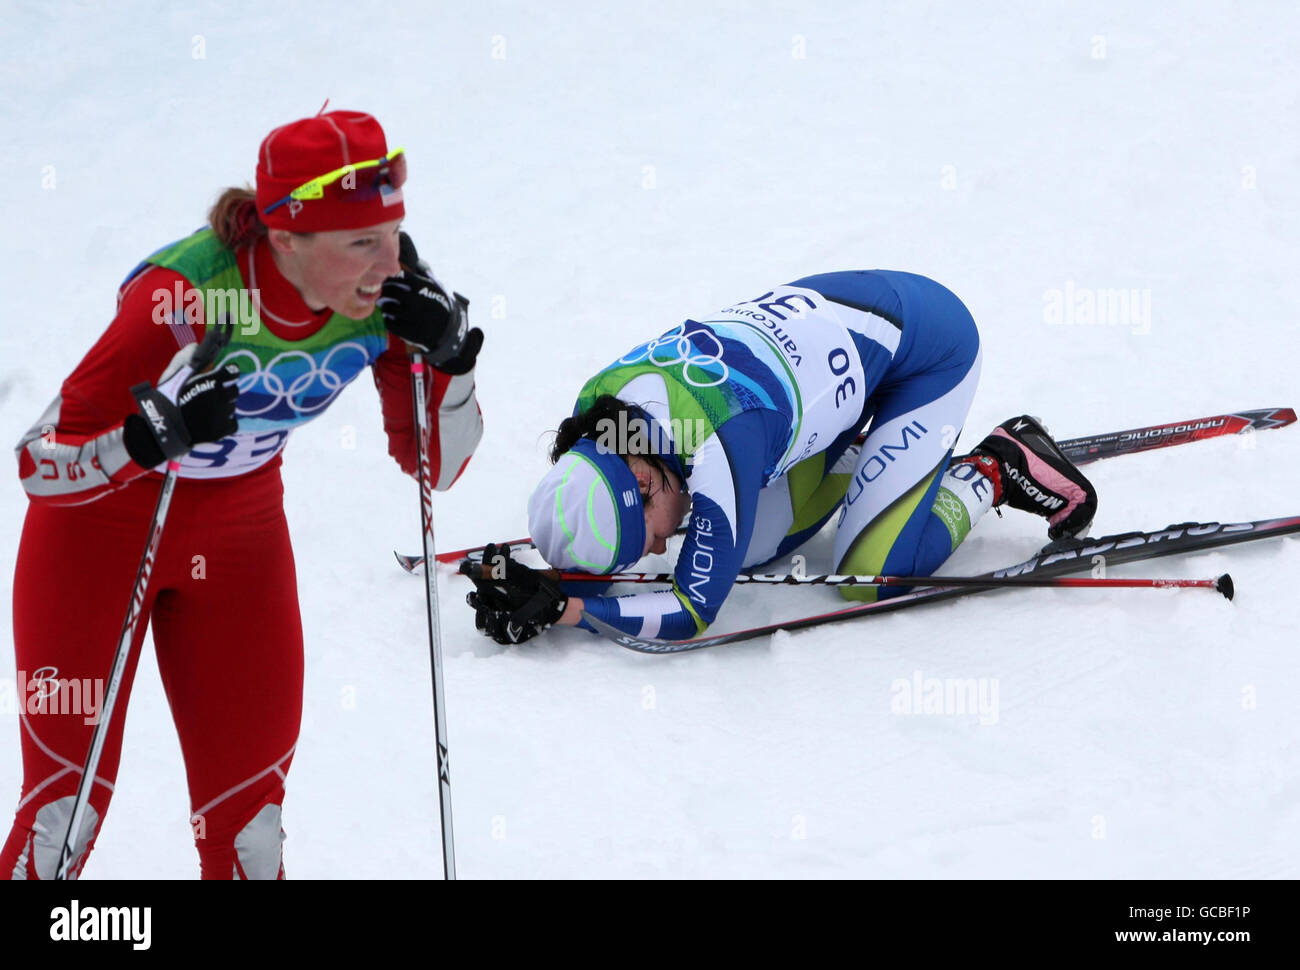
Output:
(262, 146), (406, 217)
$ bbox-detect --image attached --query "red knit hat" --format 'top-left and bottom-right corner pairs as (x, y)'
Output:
(256, 110), (405, 232)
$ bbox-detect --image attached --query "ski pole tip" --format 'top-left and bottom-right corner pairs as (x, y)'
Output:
(1215, 573), (1234, 601)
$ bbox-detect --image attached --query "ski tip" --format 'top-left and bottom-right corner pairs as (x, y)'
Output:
(1215, 573), (1235, 601)
(393, 551), (424, 574)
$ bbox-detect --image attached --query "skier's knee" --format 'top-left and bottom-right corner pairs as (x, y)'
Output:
(835, 536), (888, 603)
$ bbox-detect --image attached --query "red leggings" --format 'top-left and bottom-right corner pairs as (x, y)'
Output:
(2, 461), (302, 879)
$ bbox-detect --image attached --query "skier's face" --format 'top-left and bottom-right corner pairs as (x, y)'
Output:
(631, 458), (690, 557)
(270, 220), (403, 319)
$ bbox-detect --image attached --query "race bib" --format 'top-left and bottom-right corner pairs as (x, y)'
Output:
(705, 285), (868, 477)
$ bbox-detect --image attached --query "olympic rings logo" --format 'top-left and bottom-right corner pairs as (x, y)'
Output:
(618, 323), (729, 388)
(221, 341), (372, 418)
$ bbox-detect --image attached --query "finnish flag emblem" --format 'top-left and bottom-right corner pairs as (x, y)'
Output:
(622, 489), (637, 507)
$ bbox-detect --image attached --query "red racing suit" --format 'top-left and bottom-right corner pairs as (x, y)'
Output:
(2, 229), (481, 878)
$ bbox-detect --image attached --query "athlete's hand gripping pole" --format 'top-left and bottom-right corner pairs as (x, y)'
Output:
(56, 320), (234, 880)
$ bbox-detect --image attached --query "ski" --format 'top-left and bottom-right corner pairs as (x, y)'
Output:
(416, 537), (532, 570)
(397, 527), (688, 572)
(1058, 407), (1294, 465)
(581, 515), (1300, 654)
(397, 406), (1294, 574)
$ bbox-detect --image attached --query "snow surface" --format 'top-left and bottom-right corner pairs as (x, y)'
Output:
(1, 0), (1297, 878)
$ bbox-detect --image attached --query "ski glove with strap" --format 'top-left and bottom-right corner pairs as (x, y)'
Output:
(461, 543), (567, 645)
(379, 232), (483, 375)
(123, 341), (241, 468)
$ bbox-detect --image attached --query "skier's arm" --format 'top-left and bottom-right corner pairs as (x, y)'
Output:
(373, 233), (483, 490)
(574, 412), (770, 640)
(372, 337), (483, 489)
(15, 266), (209, 506)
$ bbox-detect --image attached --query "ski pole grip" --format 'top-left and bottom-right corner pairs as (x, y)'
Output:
(190, 317), (234, 373)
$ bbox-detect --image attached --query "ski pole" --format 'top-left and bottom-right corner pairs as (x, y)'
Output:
(56, 321), (231, 880)
(55, 460), (181, 880)
(550, 569), (1236, 599)
(409, 351), (457, 880)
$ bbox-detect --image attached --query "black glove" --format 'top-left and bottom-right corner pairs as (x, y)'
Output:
(124, 350), (240, 467)
(460, 543), (567, 645)
(379, 232), (484, 374)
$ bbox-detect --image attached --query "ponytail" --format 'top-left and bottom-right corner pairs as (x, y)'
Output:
(208, 186), (267, 249)
(551, 394), (670, 477)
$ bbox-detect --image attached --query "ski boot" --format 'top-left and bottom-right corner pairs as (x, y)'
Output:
(954, 415), (1098, 540)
